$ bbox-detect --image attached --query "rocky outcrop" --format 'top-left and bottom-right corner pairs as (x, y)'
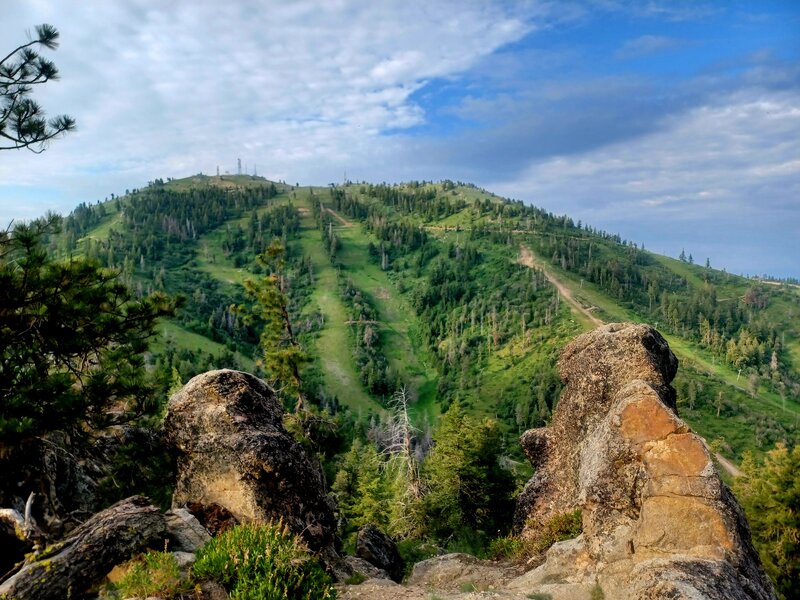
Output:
(163, 369), (336, 550)
(512, 323), (776, 600)
(408, 553), (519, 591)
(356, 524), (404, 582)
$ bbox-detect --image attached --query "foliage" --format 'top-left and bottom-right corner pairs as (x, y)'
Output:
(96, 426), (175, 510)
(491, 510), (583, 561)
(524, 510), (583, 556)
(590, 584), (606, 600)
(193, 522), (336, 600)
(734, 443), (800, 600)
(0, 216), (178, 444)
(332, 438), (389, 535)
(239, 239), (309, 408)
(422, 402), (516, 540)
(109, 549), (188, 599)
(1, 24), (75, 152)
(332, 393), (424, 543)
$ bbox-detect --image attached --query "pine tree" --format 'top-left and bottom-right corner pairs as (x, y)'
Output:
(239, 239), (308, 410)
(0, 215), (177, 446)
(421, 401), (515, 540)
(332, 439), (389, 531)
(734, 443), (800, 600)
(1, 24), (75, 152)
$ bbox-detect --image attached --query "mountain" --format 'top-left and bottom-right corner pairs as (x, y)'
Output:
(57, 174), (800, 464)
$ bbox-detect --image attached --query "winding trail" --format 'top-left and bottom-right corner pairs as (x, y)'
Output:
(325, 207), (352, 227)
(517, 243), (604, 327)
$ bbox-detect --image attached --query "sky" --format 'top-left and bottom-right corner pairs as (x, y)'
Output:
(1, 0), (798, 278)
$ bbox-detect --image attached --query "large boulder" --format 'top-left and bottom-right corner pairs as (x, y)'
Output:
(163, 369), (336, 550)
(511, 323), (776, 600)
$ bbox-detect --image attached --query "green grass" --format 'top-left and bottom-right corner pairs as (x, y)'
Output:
(193, 522), (336, 600)
(294, 193), (382, 417)
(329, 220), (438, 420)
(77, 211), (123, 248)
(152, 320), (255, 372)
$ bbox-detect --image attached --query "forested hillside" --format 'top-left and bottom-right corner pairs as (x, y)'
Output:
(57, 175), (799, 460)
(0, 172), (787, 592)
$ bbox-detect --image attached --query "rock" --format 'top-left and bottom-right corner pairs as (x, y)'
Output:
(356, 523), (404, 582)
(343, 555), (392, 580)
(194, 580), (229, 600)
(0, 495), (165, 600)
(512, 323), (776, 600)
(165, 508), (211, 552)
(163, 369), (336, 550)
(171, 550), (196, 572)
(408, 553), (517, 592)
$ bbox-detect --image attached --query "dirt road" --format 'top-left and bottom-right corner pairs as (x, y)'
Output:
(517, 244), (604, 327)
(325, 207), (352, 227)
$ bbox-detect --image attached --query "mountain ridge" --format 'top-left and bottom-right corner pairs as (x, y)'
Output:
(55, 174), (800, 462)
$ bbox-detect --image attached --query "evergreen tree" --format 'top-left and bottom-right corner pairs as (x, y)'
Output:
(0, 215), (177, 445)
(421, 402), (515, 540)
(734, 443), (800, 600)
(332, 439), (389, 532)
(239, 239), (308, 410)
(1, 24), (75, 152)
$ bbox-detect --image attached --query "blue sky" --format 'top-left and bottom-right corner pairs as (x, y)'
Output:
(1, 0), (798, 277)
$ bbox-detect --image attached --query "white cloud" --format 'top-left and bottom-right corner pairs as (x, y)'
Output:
(0, 0), (532, 217)
(489, 88), (800, 275)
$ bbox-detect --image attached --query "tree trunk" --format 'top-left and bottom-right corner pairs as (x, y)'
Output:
(0, 496), (165, 600)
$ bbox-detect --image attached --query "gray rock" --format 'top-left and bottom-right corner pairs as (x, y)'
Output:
(343, 555), (392, 580)
(356, 523), (404, 582)
(165, 508), (211, 552)
(408, 553), (515, 591)
(163, 369), (336, 550)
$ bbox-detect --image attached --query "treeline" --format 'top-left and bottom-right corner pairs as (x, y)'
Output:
(531, 230), (796, 393)
(407, 241), (565, 424)
(338, 277), (398, 399)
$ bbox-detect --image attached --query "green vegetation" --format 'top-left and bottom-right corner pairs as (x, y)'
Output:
(422, 402), (515, 543)
(21, 173), (795, 565)
(0, 24), (75, 152)
(493, 510), (583, 560)
(107, 549), (188, 599)
(193, 522), (336, 600)
(0, 215), (177, 445)
(734, 443), (800, 600)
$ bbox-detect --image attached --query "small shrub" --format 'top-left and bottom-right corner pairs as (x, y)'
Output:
(524, 509), (583, 556)
(488, 535), (523, 559)
(112, 549), (188, 599)
(591, 583), (605, 600)
(396, 539), (440, 579)
(344, 572), (367, 585)
(193, 521), (336, 600)
(527, 594), (553, 600)
(459, 581), (478, 592)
